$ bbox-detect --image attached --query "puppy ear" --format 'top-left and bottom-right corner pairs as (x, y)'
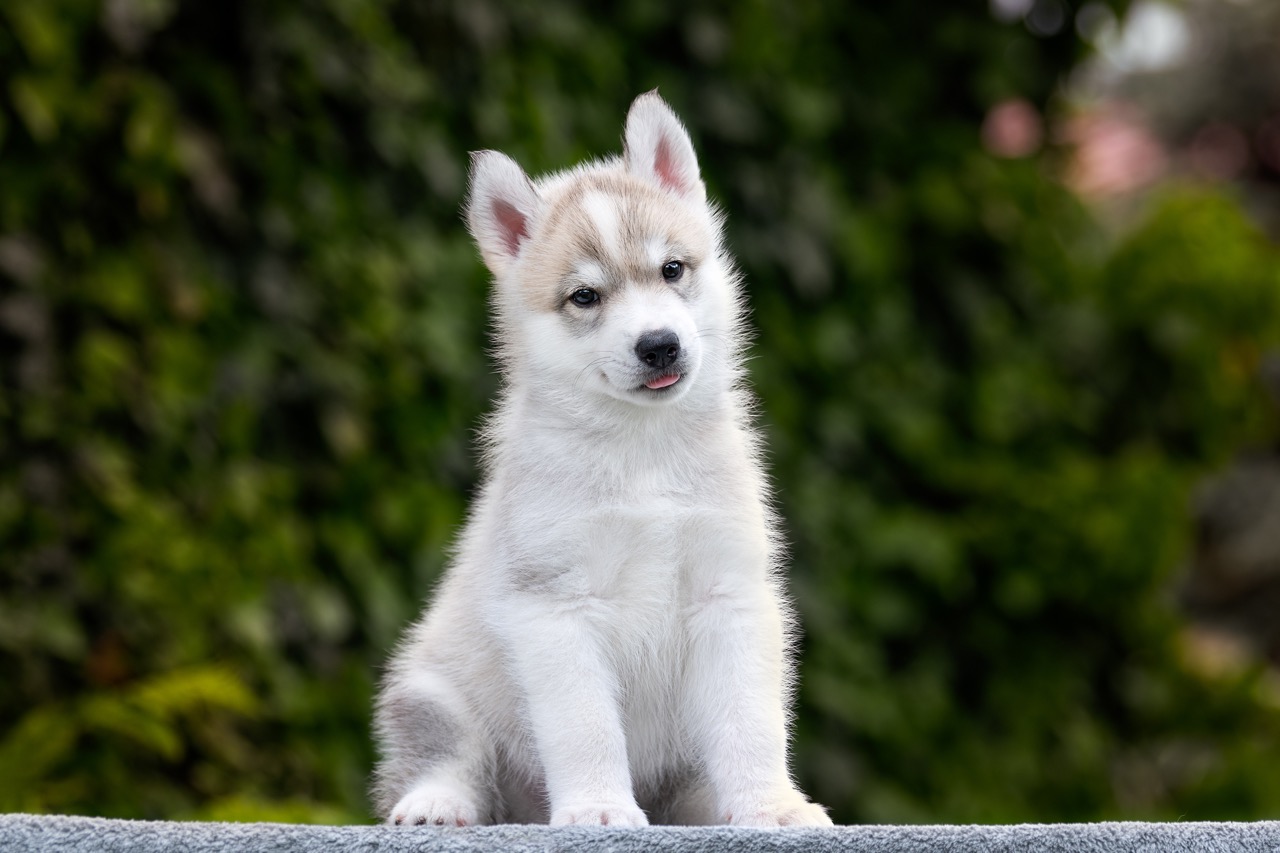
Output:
(465, 150), (542, 275)
(624, 91), (705, 203)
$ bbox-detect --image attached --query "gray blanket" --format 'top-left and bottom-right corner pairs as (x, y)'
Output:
(3, 814), (1279, 852)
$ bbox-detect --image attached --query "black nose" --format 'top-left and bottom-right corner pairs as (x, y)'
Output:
(635, 329), (681, 370)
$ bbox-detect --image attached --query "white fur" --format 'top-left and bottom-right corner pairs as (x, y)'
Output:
(581, 190), (623, 258)
(373, 91), (831, 828)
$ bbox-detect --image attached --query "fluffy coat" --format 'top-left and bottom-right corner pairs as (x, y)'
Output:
(373, 92), (831, 828)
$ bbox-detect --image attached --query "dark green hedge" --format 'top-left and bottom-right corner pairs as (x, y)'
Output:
(1, 0), (1277, 824)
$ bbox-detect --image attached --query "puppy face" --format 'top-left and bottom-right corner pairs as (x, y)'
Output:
(515, 174), (720, 406)
(465, 93), (736, 408)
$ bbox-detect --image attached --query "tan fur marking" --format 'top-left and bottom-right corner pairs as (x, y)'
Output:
(522, 171), (711, 313)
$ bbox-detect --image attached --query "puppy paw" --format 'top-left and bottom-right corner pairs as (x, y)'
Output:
(388, 782), (480, 827)
(727, 792), (833, 827)
(551, 800), (649, 827)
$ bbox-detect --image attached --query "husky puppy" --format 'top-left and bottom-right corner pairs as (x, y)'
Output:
(373, 91), (831, 828)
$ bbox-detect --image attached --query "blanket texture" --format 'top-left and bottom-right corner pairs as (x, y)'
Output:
(3, 814), (1279, 852)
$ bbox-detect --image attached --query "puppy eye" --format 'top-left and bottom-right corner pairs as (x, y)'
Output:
(662, 261), (684, 281)
(570, 288), (600, 306)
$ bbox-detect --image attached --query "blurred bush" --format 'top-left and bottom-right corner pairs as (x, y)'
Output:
(1, 0), (1277, 824)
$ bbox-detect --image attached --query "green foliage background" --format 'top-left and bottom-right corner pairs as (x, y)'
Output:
(2, 0), (1278, 824)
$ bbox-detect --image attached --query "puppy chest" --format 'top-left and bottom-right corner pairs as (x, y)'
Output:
(578, 506), (685, 599)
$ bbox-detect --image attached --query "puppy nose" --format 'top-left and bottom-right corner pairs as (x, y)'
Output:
(635, 329), (681, 370)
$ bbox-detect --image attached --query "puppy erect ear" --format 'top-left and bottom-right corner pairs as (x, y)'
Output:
(624, 91), (705, 203)
(466, 150), (542, 275)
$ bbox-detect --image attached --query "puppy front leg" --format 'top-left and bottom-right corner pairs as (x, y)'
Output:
(502, 598), (648, 826)
(682, 582), (832, 827)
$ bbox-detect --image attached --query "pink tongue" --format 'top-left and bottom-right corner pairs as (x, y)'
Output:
(645, 374), (680, 390)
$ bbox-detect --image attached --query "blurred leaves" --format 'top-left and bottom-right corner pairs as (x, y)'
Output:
(1, 0), (1278, 826)
(0, 665), (256, 813)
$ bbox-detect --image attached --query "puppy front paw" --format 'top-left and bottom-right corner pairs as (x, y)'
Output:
(388, 782), (481, 827)
(727, 791), (833, 827)
(551, 800), (649, 827)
